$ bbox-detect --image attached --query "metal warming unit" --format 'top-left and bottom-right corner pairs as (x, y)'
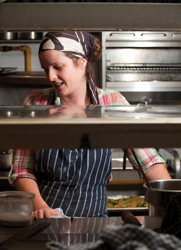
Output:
(102, 31), (181, 104)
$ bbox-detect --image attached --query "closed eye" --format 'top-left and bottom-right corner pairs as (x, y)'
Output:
(54, 66), (62, 71)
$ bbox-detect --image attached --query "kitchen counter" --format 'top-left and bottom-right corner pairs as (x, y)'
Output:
(0, 216), (163, 250)
(1, 105), (181, 149)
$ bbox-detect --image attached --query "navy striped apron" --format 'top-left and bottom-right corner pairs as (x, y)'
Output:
(35, 148), (112, 217)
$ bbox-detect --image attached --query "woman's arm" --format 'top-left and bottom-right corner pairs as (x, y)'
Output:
(126, 148), (171, 180)
(144, 163), (171, 181)
(15, 178), (63, 218)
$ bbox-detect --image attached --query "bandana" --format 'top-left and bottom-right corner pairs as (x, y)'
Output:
(39, 31), (95, 61)
(39, 31), (99, 105)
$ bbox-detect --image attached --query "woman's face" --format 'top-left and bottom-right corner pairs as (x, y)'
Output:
(39, 50), (87, 98)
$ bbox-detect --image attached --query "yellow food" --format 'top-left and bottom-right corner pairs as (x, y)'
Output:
(107, 196), (148, 208)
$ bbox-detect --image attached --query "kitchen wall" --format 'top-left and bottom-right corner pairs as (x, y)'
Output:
(0, 43), (41, 71)
(0, 42), (46, 105)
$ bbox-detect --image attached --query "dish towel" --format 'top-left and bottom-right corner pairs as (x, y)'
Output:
(154, 194), (181, 239)
(51, 208), (69, 218)
(46, 224), (181, 250)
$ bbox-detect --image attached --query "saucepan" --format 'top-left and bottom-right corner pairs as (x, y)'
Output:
(144, 179), (181, 216)
(0, 191), (35, 227)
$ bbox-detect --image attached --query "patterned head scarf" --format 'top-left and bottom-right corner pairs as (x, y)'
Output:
(39, 31), (99, 105)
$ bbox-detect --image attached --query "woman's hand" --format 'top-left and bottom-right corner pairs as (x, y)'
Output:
(14, 178), (64, 219)
(32, 207), (64, 219)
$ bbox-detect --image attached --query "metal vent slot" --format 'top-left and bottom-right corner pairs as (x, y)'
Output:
(171, 33), (181, 37)
(141, 33), (166, 37)
(110, 33), (135, 37)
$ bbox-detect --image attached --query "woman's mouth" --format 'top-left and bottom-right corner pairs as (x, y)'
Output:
(55, 82), (64, 87)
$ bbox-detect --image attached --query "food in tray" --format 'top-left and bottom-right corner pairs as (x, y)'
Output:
(107, 196), (148, 208)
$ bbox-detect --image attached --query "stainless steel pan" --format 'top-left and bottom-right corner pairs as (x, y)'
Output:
(144, 179), (181, 216)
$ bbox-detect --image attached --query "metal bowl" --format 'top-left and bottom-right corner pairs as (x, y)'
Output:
(0, 32), (17, 40)
(18, 32), (43, 40)
(0, 191), (35, 227)
(144, 179), (181, 216)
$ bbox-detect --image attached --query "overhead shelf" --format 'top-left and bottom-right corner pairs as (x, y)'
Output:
(0, 3), (181, 32)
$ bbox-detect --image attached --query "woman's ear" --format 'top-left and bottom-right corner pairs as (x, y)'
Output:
(78, 58), (87, 69)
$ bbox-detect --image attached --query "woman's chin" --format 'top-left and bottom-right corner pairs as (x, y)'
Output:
(53, 85), (63, 93)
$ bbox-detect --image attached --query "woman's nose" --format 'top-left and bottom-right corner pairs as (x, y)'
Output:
(47, 69), (57, 82)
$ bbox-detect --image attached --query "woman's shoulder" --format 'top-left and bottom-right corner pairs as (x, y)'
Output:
(23, 88), (55, 105)
(97, 87), (129, 105)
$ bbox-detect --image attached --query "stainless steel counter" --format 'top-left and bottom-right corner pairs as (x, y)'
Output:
(0, 105), (181, 149)
(0, 216), (163, 250)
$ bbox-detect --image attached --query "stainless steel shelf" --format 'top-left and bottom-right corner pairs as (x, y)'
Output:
(0, 72), (49, 86)
(0, 3), (181, 32)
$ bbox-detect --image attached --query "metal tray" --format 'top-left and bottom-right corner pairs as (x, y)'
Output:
(107, 195), (148, 212)
(107, 207), (148, 212)
(0, 67), (17, 74)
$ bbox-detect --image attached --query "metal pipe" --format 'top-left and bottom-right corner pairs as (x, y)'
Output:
(20, 46), (31, 72)
(0, 46), (31, 72)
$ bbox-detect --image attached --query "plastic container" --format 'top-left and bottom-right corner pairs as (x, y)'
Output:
(0, 191), (35, 227)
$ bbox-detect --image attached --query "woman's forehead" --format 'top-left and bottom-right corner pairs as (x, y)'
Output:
(39, 50), (69, 67)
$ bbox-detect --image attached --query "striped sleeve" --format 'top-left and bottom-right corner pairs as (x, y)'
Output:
(98, 88), (129, 105)
(22, 87), (55, 105)
(126, 148), (166, 178)
(8, 149), (38, 186)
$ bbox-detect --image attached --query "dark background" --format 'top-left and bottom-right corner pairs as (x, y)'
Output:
(2, 0), (181, 3)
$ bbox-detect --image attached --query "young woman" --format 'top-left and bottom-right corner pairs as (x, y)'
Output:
(9, 31), (171, 219)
